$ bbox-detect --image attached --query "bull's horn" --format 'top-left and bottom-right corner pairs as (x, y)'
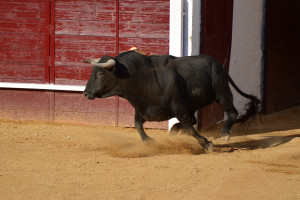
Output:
(92, 59), (116, 68)
(82, 58), (101, 63)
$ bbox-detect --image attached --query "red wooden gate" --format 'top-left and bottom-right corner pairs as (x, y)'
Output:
(0, 0), (169, 128)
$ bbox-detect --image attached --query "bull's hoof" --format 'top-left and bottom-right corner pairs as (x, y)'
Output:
(204, 141), (213, 153)
(222, 133), (231, 142)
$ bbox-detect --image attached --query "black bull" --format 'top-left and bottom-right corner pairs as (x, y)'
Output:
(83, 51), (261, 152)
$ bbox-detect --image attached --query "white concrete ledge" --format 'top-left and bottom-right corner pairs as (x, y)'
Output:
(0, 82), (85, 92)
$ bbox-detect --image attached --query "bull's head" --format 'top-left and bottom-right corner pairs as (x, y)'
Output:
(83, 56), (117, 100)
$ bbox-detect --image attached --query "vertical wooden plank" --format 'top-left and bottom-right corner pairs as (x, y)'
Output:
(199, 0), (233, 129)
(50, 0), (55, 83)
(45, 0), (50, 83)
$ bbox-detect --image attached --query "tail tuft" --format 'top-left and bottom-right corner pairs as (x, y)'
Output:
(236, 96), (262, 124)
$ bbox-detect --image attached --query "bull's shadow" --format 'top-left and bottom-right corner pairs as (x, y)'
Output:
(204, 105), (300, 137)
(199, 105), (300, 153)
(213, 134), (300, 153)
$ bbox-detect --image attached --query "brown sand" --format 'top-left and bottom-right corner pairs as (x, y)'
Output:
(0, 106), (299, 200)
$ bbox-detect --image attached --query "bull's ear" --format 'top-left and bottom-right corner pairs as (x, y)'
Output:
(82, 58), (101, 64)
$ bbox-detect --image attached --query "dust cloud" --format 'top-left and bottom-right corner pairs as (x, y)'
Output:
(84, 132), (204, 158)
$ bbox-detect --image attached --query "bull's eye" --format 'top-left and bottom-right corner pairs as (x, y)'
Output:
(96, 71), (105, 79)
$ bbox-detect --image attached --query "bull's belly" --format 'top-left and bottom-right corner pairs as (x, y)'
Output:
(140, 106), (174, 122)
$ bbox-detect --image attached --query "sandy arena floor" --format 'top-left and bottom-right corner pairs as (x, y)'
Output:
(0, 106), (300, 200)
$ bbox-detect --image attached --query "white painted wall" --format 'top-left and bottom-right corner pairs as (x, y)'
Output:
(183, 0), (201, 56)
(229, 0), (264, 115)
(169, 0), (183, 57)
(168, 0), (201, 130)
(168, 0), (183, 130)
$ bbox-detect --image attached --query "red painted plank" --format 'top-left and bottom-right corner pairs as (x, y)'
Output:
(55, 93), (117, 113)
(120, 12), (169, 24)
(120, 0), (169, 13)
(54, 50), (113, 67)
(54, 65), (92, 85)
(0, 10), (46, 19)
(0, 89), (51, 121)
(55, 20), (116, 37)
(0, 64), (45, 82)
(119, 37), (169, 54)
(54, 79), (87, 86)
(0, 89), (49, 110)
(0, 49), (46, 64)
(0, 33), (45, 50)
(0, 2), (46, 12)
(54, 92), (117, 126)
(55, 111), (117, 126)
(55, 35), (116, 52)
(0, 18), (47, 34)
(0, 0), (45, 3)
(119, 22), (169, 39)
(55, 1), (115, 21)
(119, 0), (169, 24)
(56, 0), (114, 3)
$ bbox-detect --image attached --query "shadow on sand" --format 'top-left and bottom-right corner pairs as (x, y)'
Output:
(200, 106), (300, 153)
(203, 105), (300, 137)
(214, 134), (300, 153)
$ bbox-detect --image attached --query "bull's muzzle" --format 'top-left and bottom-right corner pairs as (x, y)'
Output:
(83, 92), (88, 98)
(83, 91), (95, 100)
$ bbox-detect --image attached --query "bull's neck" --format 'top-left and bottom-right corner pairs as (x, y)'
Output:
(117, 77), (160, 111)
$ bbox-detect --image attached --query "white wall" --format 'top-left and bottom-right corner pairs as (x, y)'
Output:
(229, 0), (264, 115)
(168, 0), (201, 130)
(183, 0), (201, 56)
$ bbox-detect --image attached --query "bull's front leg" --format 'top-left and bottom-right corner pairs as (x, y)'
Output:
(134, 111), (153, 142)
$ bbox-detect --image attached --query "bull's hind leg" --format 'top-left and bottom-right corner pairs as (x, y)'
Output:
(217, 95), (238, 142)
(169, 123), (182, 135)
(222, 109), (238, 141)
(172, 107), (213, 152)
(169, 114), (196, 135)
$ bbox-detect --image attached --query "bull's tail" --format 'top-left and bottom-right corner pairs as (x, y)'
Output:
(227, 74), (262, 124)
